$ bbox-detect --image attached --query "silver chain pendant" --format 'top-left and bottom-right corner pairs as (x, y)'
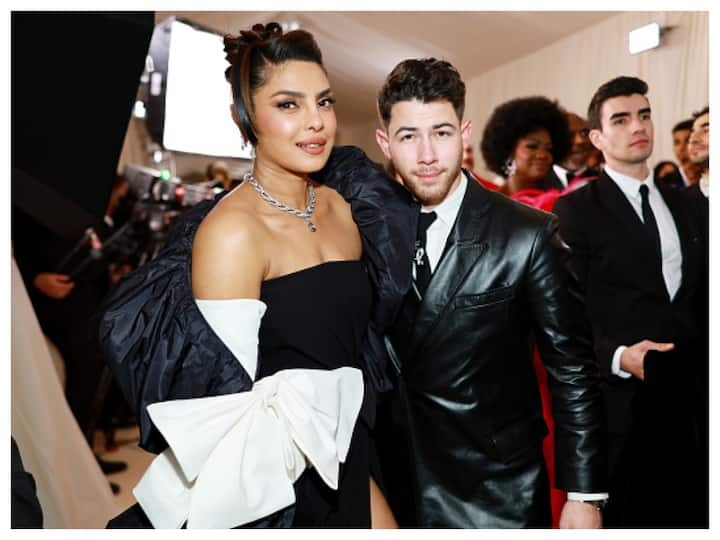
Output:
(244, 172), (317, 232)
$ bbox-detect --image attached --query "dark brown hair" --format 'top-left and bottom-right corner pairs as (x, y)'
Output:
(377, 58), (466, 127)
(692, 105), (709, 121)
(223, 23), (324, 145)
(673, 118), (693, 133)
(587, 76), (648, 131)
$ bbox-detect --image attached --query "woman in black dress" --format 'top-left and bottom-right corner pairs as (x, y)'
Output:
(100, 23), (417, 528)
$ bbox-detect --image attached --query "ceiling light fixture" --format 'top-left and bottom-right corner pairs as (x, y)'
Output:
(628, 22), (674, 55)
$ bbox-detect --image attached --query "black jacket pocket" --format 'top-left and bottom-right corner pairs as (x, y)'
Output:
(454, 285), (514, 309)
(480, 415), (548, 465)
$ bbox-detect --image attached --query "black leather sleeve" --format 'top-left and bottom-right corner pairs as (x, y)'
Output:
(524, 213), (607, 493)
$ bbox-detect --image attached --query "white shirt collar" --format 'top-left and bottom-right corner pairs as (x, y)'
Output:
(699, 173), (709, 197)
(679, 166), (690, 187)
(604, 165), (654, 200)
(421, 170), (468, 226)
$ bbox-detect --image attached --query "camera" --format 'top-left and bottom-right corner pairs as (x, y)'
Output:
(123, 164), (223, 207)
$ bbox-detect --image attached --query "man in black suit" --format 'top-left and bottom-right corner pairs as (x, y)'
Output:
(685, 106), (709, 278)
(687, 106), (709, 206)
(685, 105), (709, 374)
(552, 77), (707, 527)
(659, 119), (703, 190)
(540, 112), (598, 190)
(373, 58), (607, 528)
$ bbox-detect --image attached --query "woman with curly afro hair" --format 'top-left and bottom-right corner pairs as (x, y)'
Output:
(481, 96), (571, 197)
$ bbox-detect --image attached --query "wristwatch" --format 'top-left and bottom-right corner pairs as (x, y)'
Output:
(580, 499), (607, 510)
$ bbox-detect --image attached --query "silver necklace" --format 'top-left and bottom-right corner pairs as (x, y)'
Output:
(243, 172), (317, 232)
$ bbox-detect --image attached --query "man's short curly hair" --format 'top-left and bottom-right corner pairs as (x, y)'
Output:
(377, 58), (465, 127)
(480, 96), (571, 177)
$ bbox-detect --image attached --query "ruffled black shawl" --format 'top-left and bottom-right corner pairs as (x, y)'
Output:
(99, 146), (418, 455)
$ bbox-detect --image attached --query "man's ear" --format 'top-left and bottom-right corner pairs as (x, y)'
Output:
(375, 128), (392, 160)
(461, 120), (472, 148)
(588, 128), (603, 151)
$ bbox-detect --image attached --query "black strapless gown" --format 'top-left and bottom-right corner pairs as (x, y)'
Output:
(258, 260), (372, 528)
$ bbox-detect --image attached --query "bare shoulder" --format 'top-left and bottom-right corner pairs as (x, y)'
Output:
(192, 195), (267, 300)
(317, 183), (352, 218)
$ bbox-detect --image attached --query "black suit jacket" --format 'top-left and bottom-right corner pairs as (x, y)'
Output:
(552, 170), (706, 527)
(657, 168), (687, 190)
(552, 172), (703, 443)
(384, 176), (606, 527)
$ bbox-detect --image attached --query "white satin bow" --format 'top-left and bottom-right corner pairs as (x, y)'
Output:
(133, 367), (364, 529)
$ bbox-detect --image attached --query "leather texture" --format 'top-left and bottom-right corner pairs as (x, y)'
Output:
(385, 175), (607, 527)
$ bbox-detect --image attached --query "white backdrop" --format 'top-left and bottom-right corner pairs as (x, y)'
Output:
(11, 259), (118, 528)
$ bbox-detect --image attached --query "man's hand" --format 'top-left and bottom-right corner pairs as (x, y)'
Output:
(620, 340), (675, 380)
(33, 272), (75, 299)
(558, 500), (602, 529)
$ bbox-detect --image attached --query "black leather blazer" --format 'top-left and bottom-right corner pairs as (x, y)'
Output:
(389, 176), (606, 527)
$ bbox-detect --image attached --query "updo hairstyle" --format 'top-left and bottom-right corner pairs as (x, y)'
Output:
(223, 22), (324, 145)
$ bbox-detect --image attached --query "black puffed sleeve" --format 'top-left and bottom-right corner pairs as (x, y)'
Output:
(98, 198), (253, 455)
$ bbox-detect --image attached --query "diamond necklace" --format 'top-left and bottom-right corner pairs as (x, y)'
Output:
(243, 172), (317, 232)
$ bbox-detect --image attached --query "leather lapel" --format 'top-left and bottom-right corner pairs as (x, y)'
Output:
(407, 177), (490, 357)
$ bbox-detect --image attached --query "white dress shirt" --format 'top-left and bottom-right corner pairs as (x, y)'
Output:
(416, 170), (467, 277)
(699, 174), (709, 197)
(604, 166), (684, 378)
(552, 164), (570, 188)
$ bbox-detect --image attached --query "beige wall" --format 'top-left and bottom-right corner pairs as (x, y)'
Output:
(337, 119), (386, 164)
(463, 11), (709, 181)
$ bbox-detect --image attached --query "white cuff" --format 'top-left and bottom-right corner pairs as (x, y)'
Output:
(133, 367), (364, 528)
(567, 492), (609, 501)
(611, 345), (632, 378)
(195, 298), (267, 381)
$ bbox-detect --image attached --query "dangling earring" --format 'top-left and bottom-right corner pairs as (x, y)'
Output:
(503, 157), (517, 177)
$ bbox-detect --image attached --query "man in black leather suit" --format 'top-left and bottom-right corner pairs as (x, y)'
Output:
(373, 58), (607, 528)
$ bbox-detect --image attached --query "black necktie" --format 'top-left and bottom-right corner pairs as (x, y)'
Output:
(639, 184), (662, 262)
(414, 211), (437, 297)
(566, 170), (576, 183)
